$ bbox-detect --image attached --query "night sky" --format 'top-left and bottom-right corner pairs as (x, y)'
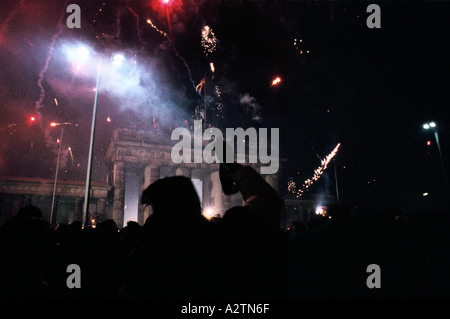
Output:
(0, 1), (449, 212)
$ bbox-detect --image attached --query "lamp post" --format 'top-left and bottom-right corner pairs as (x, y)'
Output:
(82, 69), (100, 227)
(423, 121), (450, 200)
(49, 122), (78, 225)
(71, 49), (125, 227)
(334, 158), (340, 202)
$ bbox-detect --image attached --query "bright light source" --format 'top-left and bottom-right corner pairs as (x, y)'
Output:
(423, 124), (430, 130)
(423, 192), (429, 196)
(202, 207), (216, 220)
(65, 44), (90, 62)
(315, 206), (327, 216)
(30, 116), (36, 122)
(112, 54), (125, 66)
(77, 46), (90, 61)
(429, 122), (436, 128)
(50, 122), (57, 127)
(271, 76), (282, 86)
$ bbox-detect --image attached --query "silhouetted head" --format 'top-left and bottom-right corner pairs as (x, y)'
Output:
(97, 219), (118, 233)
(141, 176), (202, 221)
(17, 204), (43, 220)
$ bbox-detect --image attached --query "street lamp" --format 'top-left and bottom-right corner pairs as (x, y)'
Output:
(66, 45), (125, 226)
(49, 122), (78, 225)
(423, 121), (450, 200)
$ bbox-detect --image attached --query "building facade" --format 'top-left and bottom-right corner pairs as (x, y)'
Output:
(1, 127), (337, 229)
(105, 128), (279, 228)
(0, 176), (111, 227)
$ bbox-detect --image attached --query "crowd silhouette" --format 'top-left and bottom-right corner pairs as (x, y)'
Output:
(1, 164), (450, 299)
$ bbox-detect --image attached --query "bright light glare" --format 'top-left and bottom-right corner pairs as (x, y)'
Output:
(50, 122), (57, 127)
(272, 76), (282, 86)
(423, 192), (429, 196)
(65, 44), (90, 70)
(77, 46), (90, 61)
(202, 207), (215, 220)
(429, 122), (436, 128)
(112, 54), (125, 66)
(315, 206), (327, 216)
(423, 124), (430, 129)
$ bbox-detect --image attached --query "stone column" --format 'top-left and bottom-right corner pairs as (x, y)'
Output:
(74, 197), (83, 222)
(97, 198), (106, 215)
(112, 161), (125, 227)
(202, 169), (212, 207)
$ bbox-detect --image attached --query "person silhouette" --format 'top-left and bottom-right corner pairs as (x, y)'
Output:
(121, 176), (218, 298)
(121, 165), (285, 299)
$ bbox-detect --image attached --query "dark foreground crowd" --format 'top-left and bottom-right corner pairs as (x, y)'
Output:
(1, 165), (450, 299)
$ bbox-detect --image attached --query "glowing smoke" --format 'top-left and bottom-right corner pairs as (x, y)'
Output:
(240, 93), (262, 122)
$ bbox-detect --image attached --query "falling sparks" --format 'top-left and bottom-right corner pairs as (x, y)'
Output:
(288, 178), (297, 193)
(296, 143), (341, 197)
(146, 18), (167, 37)
(210, 62), (215, 73)
(294, 38), (310, 55)
(201, 25), (217, 56)
(215, 85), (222, 98)
(8, 124), (16, 136)
(92, 2), (106, 24)
(107, 116), (112, 122)
(54, 98), (58, 106)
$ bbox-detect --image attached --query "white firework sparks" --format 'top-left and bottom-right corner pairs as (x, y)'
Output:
(297, 143), (341, 197)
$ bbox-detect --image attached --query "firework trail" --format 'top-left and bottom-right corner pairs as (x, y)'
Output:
(125, 7), (143, 45)
(34, 3), (67, 114)
(296, 143), (341, 197)
(68, 147), (74, 167)
(146, 18), (196, 91)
